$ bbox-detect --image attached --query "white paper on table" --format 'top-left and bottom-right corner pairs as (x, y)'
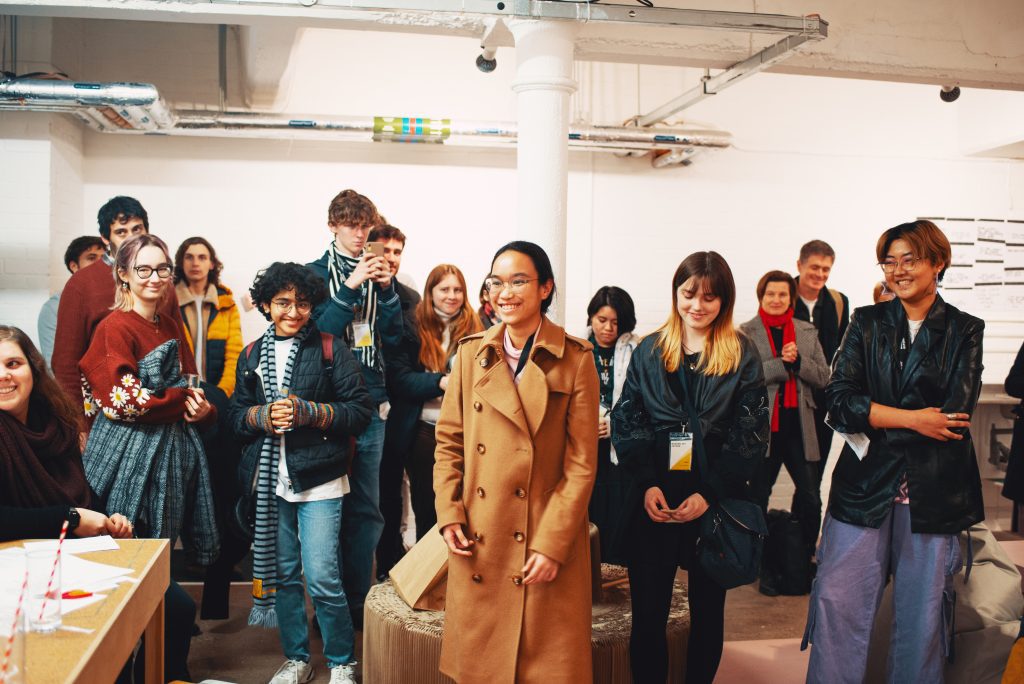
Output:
(60, 592), (107, 616)
(60, 554), (134, 594)
(22, 536), (120, 555)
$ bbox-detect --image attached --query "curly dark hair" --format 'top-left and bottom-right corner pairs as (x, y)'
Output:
(249, 262), (328, 321)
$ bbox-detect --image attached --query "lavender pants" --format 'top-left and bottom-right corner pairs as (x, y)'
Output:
(803, 505), (961, 683)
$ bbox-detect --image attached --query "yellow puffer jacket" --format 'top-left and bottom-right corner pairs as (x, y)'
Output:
(176, 282), (243, 396)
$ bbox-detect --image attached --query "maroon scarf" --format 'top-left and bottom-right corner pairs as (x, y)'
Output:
(758, 307), (798, 433)
(0, 404), (92, 509)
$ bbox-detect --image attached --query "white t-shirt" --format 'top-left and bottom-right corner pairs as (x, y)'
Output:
(269, 336), (348, 502)
(800, 296), (817, 323)
(907, 319), (924, 344)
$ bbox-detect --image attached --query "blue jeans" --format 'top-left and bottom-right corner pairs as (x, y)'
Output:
(276, 497), (354, 667)
(803, 506), (961, 683)
(341, 411), (386, 614)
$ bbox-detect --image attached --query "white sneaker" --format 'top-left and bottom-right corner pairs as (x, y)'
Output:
(329, 662), (357, 684)
(269, 659), (314, 684)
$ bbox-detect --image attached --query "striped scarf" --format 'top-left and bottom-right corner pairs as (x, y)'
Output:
(326, 241), (380, 370)
(248, 323), (310, 627)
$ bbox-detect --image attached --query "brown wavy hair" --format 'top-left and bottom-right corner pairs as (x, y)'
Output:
(0, 326), (82, 432)
(416, 264), (483, 372)
(173, 236), (223, 287)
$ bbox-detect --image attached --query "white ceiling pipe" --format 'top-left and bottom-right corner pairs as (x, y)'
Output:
(0, 78), (177, 128)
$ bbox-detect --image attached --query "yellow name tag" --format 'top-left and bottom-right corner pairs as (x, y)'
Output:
(669, 431), (693, 471)
(352, 322), (372, 348)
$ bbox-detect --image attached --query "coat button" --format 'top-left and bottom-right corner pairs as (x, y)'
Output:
(473, 401), (482, 412)
(514, 531), (524, 542)
(512, 576), (523, 586)
(477, 444), (486, 454)
(472, 574), (482, 583)
(473, 532), (483, 542)
(477, 487), (485, 498)
(480, 358), (488, 367)
(515, 488), (526, 498)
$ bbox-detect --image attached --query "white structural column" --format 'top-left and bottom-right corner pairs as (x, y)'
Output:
(508, 18), (579, 325)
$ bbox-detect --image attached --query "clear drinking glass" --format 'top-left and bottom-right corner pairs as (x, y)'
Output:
(276, 387), (293, 433)
(183, 374), (201, 390)
(26, 549), (61, 633)
(0, 550), (27, 684)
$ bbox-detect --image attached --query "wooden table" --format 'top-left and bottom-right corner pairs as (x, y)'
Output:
(2, 539), (169, 684)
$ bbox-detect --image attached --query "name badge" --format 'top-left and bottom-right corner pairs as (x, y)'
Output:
(352, 322), (372, 348)
(669, 431), (693, 471)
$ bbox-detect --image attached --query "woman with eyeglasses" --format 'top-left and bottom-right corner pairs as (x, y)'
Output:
(434, 241), (599, 683)
(231, 262), (373, 684)
(79, 233), (217, 682)
(378, 264), (482, 576)
(803, 220), (984, 682)
(611, 251), (769, 684)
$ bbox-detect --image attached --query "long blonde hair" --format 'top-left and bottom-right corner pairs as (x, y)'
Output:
(416, 264), (483, 372)
(655, 251), (742, 376)
(111, 234), (172, 312)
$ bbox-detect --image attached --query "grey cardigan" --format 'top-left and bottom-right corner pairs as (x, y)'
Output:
(739, 316), (830, 461)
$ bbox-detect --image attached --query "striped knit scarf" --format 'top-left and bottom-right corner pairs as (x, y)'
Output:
(326, 241), (380, 371)
(248, 323), (310, 627)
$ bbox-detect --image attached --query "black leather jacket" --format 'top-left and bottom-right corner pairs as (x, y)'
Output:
(230, 324), (374, 495)
(826, 296), (984, 534)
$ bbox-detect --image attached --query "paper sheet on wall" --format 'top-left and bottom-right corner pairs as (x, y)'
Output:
(1007, 221), (1024, 309)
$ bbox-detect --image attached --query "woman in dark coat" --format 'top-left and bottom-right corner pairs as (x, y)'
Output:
(612, 251), (769, 684)
(804, 220), (984, 683)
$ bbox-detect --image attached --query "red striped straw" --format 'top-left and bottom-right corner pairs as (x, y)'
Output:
(37, 519), (69, 621)
(0, 565), (28, 683)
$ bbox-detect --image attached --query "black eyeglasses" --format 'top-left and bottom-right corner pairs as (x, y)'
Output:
(134, 264), (173, 279)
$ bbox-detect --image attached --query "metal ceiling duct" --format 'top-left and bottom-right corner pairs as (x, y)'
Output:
(0, 77), (731, 155)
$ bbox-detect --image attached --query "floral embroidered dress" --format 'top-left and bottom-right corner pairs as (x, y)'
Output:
(79, 310), (218, 562)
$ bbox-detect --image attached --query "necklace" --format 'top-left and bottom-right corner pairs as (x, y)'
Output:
(681, 346), (700, 371)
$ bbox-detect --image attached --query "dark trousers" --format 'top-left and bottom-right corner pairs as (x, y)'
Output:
(752, 415), (821, 550)
(376, 420), (438, 578)
(408, 421), (437, 540)
(812, 403), (832, 487)
(628, 522), (727, 684)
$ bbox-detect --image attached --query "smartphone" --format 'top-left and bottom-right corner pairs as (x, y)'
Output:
(365, 241), (385, 259)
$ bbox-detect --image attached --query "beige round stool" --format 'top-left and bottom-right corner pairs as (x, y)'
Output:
(362, 564), (691, 683)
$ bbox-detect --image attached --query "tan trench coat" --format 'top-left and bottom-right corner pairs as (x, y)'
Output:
(434, 317), (599, 684)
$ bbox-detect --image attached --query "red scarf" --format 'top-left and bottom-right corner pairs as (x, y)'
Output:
(0, 404), (92, 509)
(759, 307), (798, 433)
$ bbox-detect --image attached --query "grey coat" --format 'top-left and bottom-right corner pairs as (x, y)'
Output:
(739, 316), (830, 461)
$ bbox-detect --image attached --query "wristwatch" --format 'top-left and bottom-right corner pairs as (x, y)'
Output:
(66, 506), (81, 533)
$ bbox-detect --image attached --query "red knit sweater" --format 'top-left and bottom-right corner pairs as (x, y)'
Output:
(79, 310), (207, 425)
(52, 258), (185, 403)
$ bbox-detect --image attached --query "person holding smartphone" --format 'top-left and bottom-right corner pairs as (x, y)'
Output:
(584, 285), (640, 566)
(307, 189), (402, 627)
(611, 251), (768, 684)
(804, 220), (984, 682)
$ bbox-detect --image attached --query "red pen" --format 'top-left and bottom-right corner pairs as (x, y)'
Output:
(61, 590), (93, 599)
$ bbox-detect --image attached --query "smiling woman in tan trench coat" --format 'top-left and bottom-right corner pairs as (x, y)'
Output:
(434, 241), (599, 684)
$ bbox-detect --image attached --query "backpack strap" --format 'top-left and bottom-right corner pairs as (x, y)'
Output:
(829, 288), (844, 324)
(244, 340), (257, 362)
(320, 332), (334, 367)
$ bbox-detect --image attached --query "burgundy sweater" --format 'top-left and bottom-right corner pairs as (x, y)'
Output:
(79, 310), (207, 425)
(52, 258), (185, 404)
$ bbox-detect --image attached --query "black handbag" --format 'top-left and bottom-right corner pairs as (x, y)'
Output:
(675, 364), (767, 590)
